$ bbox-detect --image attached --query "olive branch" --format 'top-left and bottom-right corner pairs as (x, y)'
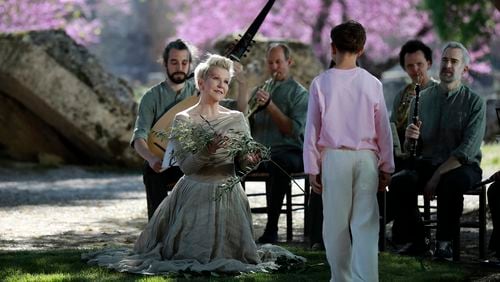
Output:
(154, 116), (304, 201)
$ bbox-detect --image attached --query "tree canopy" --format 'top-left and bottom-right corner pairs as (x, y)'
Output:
(0, 0), (129, 45)
(170, 0), (498, 77)
(1, 0), (498, 77)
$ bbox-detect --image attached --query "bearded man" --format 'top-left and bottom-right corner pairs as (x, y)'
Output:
(131, 39), (197, 220)
(391, 42), (485, 260)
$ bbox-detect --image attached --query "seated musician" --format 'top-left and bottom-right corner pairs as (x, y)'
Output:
(486, 171), (500, 265)
(384, 39), (439, 245)
(485, 110), (500, 265)
(130, 39), (197, 220)
(236, 43), (308, 243)
(390, 39), (438, 172)
(389, 42), (485, 260)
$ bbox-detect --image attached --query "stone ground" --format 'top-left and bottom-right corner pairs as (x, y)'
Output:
(0, 162), (499, 280)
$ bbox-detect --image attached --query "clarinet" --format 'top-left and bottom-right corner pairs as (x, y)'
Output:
(408, 81), (420, 160)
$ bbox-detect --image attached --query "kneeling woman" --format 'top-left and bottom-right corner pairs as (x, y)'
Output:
(83, 54), (303, 274)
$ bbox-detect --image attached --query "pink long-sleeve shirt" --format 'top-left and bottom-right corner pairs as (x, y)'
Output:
(303, 67), (395, 175)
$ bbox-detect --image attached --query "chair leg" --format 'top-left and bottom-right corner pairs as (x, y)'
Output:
(479, 185), (487, 259)
(286, 187), (293, 241)
(423, 197), (432, 238)
(453, 228), (461, 261)
(303, 177), (310, 237)
(379, 190), (386, 251)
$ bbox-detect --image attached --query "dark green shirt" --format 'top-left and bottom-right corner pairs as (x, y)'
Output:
(131, 79), (197, 146)
(408, 83), (485, 166)
(250, 77), (308, 152)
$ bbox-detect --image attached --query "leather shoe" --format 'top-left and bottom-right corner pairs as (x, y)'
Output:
(434, 241), (453, 261)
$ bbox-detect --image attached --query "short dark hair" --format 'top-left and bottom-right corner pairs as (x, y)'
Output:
(330, 20), (366, 53)
(162, 39), (192, 65)
(399, 40), (433, 68)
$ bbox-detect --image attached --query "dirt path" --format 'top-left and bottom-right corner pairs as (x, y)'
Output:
(0, 163), (301, 250)
(0, 163), (493, 262)
(2, 162), (499, 281)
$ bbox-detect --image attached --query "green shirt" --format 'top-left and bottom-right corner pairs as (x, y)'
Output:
(131, 79), (197, 146)
(408, 83), (485, 166)
(250, 77), (308, 152)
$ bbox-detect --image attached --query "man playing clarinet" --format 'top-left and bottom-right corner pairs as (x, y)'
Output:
(389, 42), (486, 260)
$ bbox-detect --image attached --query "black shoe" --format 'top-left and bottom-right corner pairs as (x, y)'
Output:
(397, 238), (432, 257)
(434, 241), (453, 262)
(481, 257), (500, 268)
(257, 231), (278, 244)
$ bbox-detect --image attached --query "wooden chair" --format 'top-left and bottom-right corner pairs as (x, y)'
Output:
(422, 184), (487, 261)
(241, 172), (310, 241)
(378, 190), (387, 251)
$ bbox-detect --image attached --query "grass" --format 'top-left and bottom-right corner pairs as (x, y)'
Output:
(0, 246), (490, 282)
(0, 144), (498, 281)
(481, 143), (500, 174)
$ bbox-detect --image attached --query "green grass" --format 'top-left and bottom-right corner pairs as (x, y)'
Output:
(0, 247), (490, 282)
(482, 143), (500, 173)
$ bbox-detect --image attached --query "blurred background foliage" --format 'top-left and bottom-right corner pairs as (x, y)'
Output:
(1, 0), (498, 81)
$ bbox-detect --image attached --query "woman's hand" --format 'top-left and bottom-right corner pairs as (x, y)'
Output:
(207, 133), (229, 154)
(245, 152), (261, 166)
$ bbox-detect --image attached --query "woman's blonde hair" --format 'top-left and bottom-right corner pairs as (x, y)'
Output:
(194, 54), (234, 90)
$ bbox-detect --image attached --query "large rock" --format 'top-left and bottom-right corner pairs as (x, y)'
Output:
(0, 30), (140, 166)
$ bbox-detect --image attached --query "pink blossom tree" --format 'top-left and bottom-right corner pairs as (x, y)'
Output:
(0, 0), (130, 45)
(171, 0), (498, 77)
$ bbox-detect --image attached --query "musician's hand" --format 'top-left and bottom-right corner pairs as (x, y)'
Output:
(207, 133), (229, 154)
(405, 120), (422, 140)
(233, 62), (246, 84)
(255, 89), (270, 107)
(147, 156), (163, 173)
(378, 172), (391, 192)
(491, 170), (500, 182)
(424, 173), (440, 200)
(309, 174), (322, 194)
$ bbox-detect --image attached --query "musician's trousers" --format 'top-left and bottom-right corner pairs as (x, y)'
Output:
(390, 161), (481, 244)
(321, 149), (379, 282)
(488, 181), (500, 257)
(308, 191), (324, 247)
(142, 163), (183, 220)
(257, 148), (303, 235)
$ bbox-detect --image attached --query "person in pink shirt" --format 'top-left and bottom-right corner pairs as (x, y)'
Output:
(303, 20), (394, 282)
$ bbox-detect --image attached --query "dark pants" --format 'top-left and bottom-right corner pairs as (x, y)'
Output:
(257, 148), (303, 234)
(488, 181), (500, 257)
(389, 160), (481, 244)
(142, 162), (183, 220)
(308, 191), (324, 246)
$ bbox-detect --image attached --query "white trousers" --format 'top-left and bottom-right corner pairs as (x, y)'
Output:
(321, 149), (379, 282)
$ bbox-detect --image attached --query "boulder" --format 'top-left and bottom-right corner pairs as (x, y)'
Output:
(0, 30), (141, 166)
